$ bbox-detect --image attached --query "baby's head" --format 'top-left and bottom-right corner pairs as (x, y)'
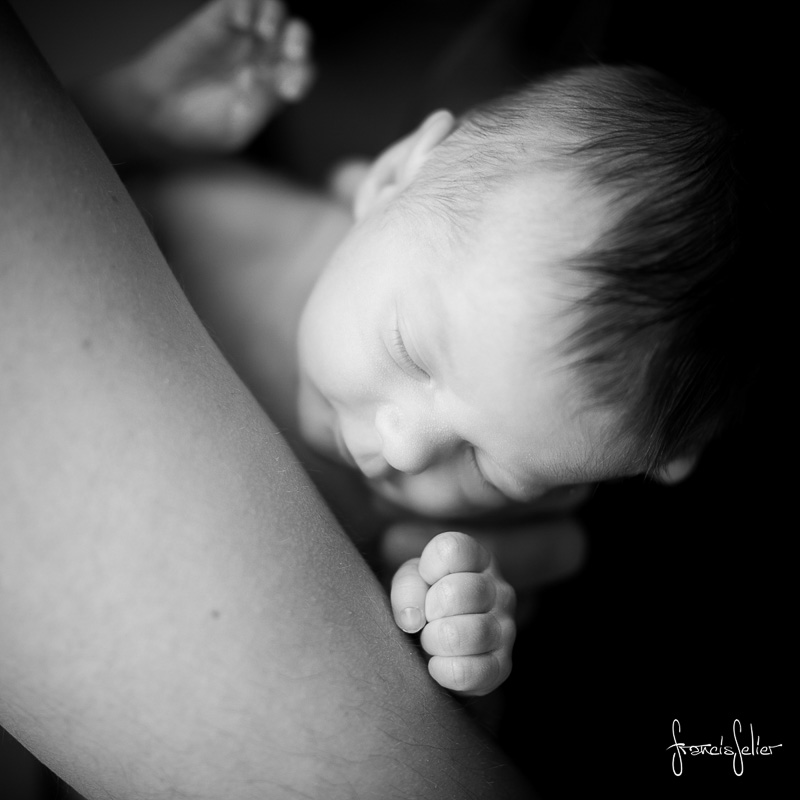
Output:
(297, 64), (743, 518)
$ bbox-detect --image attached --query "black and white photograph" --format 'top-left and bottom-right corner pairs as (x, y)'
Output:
(1, 2), (790, 798)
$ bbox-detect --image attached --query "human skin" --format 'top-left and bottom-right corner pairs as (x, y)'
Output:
(69, 0), (315, 158)
(0, 7), (532, 798)
(296, 112), (616, 519)
(127, 160), (593, 697)
(8, 0), (206, 84)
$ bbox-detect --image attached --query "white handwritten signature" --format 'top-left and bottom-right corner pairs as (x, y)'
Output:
(667, 718), (782, 776)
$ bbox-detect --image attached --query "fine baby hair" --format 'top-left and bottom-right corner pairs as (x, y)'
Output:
(408, 63), (745, 478)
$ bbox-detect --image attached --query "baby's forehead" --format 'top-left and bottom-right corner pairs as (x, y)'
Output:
(436, 182), (605, 302)
(410, 163), (610, 264)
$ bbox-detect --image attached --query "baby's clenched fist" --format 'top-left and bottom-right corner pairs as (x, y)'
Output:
(390, 531), (516, 696)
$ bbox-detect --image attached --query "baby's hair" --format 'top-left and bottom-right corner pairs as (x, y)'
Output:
(409, 64), (746, 474)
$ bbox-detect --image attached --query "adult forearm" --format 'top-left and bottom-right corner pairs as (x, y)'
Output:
(0, 7), (531, 798)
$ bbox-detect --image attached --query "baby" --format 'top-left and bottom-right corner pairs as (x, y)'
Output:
(288, 65), (742, 696)
(83, 3), (742, 699)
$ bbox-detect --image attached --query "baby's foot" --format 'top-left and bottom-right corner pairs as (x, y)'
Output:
(78, 0), (314, 154)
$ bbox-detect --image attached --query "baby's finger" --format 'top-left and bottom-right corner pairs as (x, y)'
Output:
(276, 59), (315, 102)
(417, 531), (491, 587)
(420, 613), (502, 657)
(280, 18), (312, 62)
(428, 652), (511, 697)
(252, 0), (285, 40)
(271, 19), (314, 102)
(425, 572), (495, 621)
(390, 558), (428, 634)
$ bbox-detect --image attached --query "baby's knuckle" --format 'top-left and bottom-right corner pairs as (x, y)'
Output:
(497, 581), (516, 611)
(476, 574), (497, 607)
(434, 531), (469, 565)
(480, 615), (503, 651)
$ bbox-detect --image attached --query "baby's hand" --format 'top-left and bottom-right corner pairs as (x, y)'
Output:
(391, 531), (516, 696)
(74, 0), (315, 156)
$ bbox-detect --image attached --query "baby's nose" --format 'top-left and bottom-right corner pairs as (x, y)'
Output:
(374, 403), (454, 475)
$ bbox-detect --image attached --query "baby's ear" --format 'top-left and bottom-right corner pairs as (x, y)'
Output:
(654, 454), (699, 485)
(354, 110), (455, 221)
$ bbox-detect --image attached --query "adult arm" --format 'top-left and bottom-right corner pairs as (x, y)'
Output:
(8, 0), (205, 84)
(0, 7), (531, 799)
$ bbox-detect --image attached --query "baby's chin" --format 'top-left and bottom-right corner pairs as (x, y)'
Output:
(369, 477), (593, 522)
(367, 477), (506, 520)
